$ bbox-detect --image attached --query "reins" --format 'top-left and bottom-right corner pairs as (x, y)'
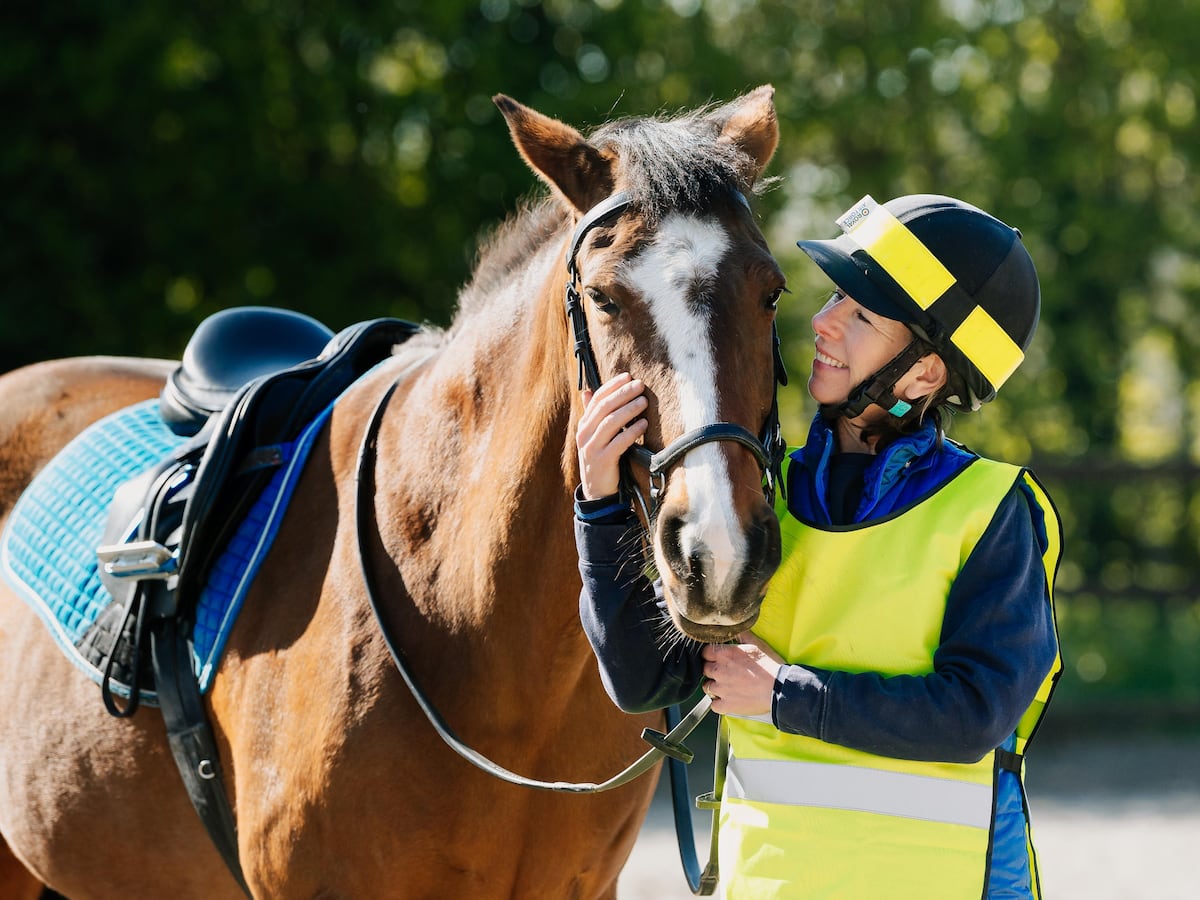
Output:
(355, 377), (713, 795)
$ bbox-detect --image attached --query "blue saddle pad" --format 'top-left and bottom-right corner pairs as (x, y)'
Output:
(1, 398), (333, 701)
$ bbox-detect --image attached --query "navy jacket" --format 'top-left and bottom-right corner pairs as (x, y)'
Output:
(575, 414), (1059, 897)
(576, 415), (1056, 756)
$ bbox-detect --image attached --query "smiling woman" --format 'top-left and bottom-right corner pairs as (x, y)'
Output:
(575, 192), (1066, 899)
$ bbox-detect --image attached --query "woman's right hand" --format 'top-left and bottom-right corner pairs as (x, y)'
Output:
(576, 372), (649, 500)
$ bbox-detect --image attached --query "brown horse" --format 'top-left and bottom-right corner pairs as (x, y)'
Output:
(0, 87), (783, 898)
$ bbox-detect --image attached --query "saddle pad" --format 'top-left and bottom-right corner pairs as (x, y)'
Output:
(191, 401), (334, 691)
(1, 400), (187, 700)
(1, 398), (334, 699)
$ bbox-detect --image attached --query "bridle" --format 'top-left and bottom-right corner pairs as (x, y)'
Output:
(564, 189), (788, 515)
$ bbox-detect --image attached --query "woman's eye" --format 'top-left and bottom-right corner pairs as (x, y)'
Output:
(587, 287), (619, 315)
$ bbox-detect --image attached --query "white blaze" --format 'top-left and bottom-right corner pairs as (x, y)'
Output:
(620, 214), (744, 604)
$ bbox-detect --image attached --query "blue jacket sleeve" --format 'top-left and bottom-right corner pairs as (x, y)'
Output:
(575, 495), (705, 713)
(772, 483), (1057, 763)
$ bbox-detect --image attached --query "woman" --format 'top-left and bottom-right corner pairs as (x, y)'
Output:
(574, 194), (1062, 899)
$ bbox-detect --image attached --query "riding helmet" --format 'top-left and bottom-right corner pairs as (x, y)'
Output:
(797, 193), (1040, 411)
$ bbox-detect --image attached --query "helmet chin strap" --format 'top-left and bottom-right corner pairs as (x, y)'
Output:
(821, 338), (932, 420)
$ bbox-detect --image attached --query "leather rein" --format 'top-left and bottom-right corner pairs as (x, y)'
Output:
(356, 190), (787, 895)
(355, 377), (715, 796)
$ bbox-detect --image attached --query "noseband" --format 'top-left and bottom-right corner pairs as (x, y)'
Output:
(565, 190), (788, 512)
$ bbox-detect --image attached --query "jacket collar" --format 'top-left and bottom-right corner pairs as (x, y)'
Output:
(799, 415), (943, 522)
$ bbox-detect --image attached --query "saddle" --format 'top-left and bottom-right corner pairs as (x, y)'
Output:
(91, 306), (419, 893)
(99, 307), (418, 631)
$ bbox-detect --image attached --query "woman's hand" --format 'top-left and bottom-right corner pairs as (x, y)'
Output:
(701, 632), (783, 717)
(576, 373), (648, 499)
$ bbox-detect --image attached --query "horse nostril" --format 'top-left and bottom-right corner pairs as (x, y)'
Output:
(756, 506), (782, 575)
(658, 513), (700, 579)
(659, 513), (683, 568)
(683, 549), (711, 590)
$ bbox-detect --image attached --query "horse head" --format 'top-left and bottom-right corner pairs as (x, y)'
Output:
(496, 87), (785, 644)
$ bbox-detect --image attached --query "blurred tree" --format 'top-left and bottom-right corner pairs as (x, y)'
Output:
(0, 0), (755, 367)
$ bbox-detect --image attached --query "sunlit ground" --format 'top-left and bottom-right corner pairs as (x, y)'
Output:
(618, 732), (1200, 900)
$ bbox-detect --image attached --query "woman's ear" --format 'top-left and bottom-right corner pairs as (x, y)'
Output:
(899, 353), (949, 401)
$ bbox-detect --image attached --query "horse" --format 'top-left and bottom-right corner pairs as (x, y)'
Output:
(0, 85), (785, 898)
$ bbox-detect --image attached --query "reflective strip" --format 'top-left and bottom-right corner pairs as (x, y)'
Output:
(950, 305), (1024, 390)
(838, 195), (956, 309)
(726, 756), (993, 830)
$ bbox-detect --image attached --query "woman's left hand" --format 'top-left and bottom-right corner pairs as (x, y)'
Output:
(701, 632), (784, 716)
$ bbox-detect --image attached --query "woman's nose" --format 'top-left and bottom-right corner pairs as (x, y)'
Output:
(812, 301), (839, 336)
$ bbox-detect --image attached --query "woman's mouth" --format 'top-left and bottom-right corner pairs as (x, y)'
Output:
(814, 349), (847, 369)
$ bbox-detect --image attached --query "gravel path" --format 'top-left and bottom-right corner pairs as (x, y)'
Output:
(618, 732), (1200, 899)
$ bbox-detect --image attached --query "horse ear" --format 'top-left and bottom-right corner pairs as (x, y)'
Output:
(711, 84), (779, 181)
(494, 95), (615, 213)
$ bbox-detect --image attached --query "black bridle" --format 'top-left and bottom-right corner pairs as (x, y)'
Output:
(565, 190), (788, 514)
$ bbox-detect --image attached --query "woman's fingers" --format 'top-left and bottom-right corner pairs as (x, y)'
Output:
(699, 640), (777, 716)
(577, 373), (648, 499)
(579, 375), (645, 438)
(578, 417), (647, 498)
(578, 376), (646, 446)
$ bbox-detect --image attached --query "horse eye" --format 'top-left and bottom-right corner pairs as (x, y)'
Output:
(766, 286), (787, 310)
(586, 287), (619, 316)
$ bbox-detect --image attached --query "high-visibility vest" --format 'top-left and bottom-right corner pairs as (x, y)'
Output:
(720, 457), (1062, 899)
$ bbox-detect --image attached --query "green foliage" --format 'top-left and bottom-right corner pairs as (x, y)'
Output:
(0, 0), (756, 366)
(3, 0), (1198, 709)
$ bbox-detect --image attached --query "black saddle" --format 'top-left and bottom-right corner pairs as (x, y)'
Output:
(159, 306), (336, 437)
(90, 306), (421, 894)
(94, 306), (422, 685)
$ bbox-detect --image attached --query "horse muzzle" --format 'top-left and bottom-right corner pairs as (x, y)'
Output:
(654, 493), (781, 643)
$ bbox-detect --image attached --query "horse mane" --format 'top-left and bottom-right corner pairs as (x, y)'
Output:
(456, 200), (569, 319)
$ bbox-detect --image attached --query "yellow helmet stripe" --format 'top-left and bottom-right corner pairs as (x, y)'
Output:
(951, 306), (1025, 389)
(838, 195), (956, 309)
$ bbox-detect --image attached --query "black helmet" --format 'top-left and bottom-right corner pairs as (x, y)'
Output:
(798, 194), (1040, 411)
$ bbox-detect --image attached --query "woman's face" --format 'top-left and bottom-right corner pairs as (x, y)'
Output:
(808, 290), (917, 412)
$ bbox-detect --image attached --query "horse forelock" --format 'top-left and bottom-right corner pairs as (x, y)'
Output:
(590, 107), (767, 225)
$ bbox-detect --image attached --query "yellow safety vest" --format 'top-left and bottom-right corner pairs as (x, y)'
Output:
(720, 457), (1062, 899)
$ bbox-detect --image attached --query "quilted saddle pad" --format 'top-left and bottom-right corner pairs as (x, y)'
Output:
(1, 398), (333, 701)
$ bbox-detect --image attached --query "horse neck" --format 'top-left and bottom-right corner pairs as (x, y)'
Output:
(450, 241), (577, 500)
(382, 238), (583, 638)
